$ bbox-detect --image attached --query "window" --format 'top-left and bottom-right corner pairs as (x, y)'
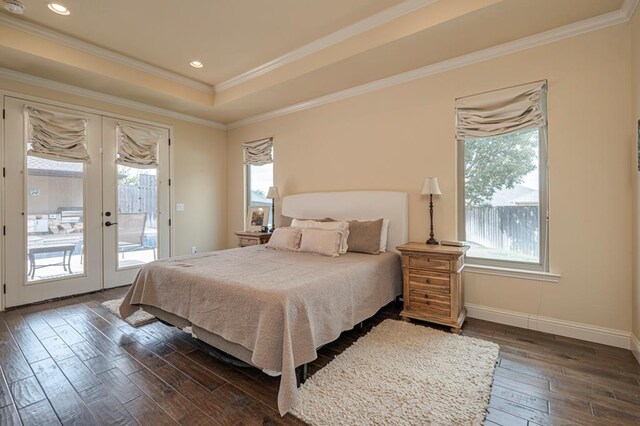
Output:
(243, 138), (274, 229)
(456, 82), (548, 271)
(24, 106), (90, 282)
(26, 156), (85, 281)
(246, 161), (274, 226)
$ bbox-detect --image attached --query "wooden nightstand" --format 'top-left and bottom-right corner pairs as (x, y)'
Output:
(396, 242), (469, 334)
(235, 231), (272, 247)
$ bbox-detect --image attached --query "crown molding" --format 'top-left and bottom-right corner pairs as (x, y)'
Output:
(214, 0), (438, 93)
(0, 67), (227, 130)
(227, 1), (637, 129)
(623, 0), (640, 18)
(0, 14), (215, 94)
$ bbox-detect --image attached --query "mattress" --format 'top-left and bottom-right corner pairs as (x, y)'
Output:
(120, 245), (402, 414)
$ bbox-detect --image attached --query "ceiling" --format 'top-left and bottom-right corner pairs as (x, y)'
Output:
(8, 0), (405, 85)
(0, 0), (631, 127)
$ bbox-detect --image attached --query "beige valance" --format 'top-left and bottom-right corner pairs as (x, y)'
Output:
(243, 138), (273, 165)
(117, 124), (162, 169)
(25, 106), (91, 163)
(455, 81), (547, 139)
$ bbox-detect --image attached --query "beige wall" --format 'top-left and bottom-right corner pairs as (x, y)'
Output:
(632, 9), (640, 341)
(0, 77), (228, 257)
(228, 24), (633, 332)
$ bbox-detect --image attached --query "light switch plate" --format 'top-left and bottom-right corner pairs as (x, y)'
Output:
(176, 203), (185, 212)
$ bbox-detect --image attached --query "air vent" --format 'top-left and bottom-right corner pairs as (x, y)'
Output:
(3, 0), (25, 14)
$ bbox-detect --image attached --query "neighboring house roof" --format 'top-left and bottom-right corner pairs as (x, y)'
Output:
(491, 184), (539, 206)
(27, 157), (144, 180)
(509, 191), (539, 206)
(27, 156), (83, 177)
(251, 190), (271, 206)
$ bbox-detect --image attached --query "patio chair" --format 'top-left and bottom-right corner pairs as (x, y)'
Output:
(118, 212), (156, 260)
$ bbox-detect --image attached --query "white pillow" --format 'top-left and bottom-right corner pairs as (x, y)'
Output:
(380, 219), (390, 252)
(291, 219), (350, 254)
(299, 228), (342, 257)
(266, 227), (302, 251)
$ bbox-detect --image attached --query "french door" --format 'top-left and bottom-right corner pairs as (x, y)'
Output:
(3, 97), (170, 307)
(102, 117), (170, 288)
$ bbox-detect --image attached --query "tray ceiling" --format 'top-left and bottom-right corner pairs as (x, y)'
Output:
(0, 0), (629, 126)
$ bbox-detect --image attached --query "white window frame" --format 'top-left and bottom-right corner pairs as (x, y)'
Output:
(457, 127), (549, 272)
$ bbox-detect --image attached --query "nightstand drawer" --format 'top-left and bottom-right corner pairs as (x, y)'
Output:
(239, 238), (259, 246)
(409, 290), (450, 310)
(409, 294), (451, 316)
(236, 232), (272, 247)
(408, 270), (450, 293)
(408, 255), (449, 271)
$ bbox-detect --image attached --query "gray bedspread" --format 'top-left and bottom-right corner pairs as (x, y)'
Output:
(120, 245), (402, 415)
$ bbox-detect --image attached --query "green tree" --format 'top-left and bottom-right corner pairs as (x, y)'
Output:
(464, 129), (538, 207)
(117, 166), (140, 186)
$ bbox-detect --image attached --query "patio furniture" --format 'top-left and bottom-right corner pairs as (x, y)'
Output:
(28, 243), (75, 279)
(118, 212), (156, 259)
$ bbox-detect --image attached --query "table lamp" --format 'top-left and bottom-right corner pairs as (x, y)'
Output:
(266, 186), (279, 232)
(421, 177), (442, 245)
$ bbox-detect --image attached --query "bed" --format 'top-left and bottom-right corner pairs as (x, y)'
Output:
(120, 190), (409, 415)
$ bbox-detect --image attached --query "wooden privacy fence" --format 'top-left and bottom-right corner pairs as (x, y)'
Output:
(118, 173), (157, 228)
(465, 206), (539, 258)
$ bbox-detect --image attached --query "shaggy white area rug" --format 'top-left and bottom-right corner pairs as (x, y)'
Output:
(101, 298), (156, 326)
(291, 319), (499, 425)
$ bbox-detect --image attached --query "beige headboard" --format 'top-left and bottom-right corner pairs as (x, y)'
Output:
(281, 191), (409, 254)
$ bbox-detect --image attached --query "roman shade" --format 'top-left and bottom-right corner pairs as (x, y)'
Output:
(455, 80), (547, 139)
(25, 106), (91, 163)
(117, 124), (162, 168)
(243, 137), (273, 165)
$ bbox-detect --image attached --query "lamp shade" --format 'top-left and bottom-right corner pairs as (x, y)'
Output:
(421, 177), (442, 195)
(266, 186), (280, 199)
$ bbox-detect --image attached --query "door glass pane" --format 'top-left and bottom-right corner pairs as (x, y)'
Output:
(117, 165), (157, 269)
(27, 156), (85, 282)
(464, 128), (540, 263)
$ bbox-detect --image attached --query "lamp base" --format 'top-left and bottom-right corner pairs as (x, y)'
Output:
(426, 237), (439, 245)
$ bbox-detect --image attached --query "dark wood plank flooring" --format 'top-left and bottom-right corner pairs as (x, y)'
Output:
(0, 287), (639, 425)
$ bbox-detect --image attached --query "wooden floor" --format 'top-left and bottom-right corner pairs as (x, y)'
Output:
(0, 288), (639, 425)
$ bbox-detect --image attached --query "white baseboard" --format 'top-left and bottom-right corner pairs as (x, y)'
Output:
(465, 303), (631, 349)
(632, 334), (640, 364)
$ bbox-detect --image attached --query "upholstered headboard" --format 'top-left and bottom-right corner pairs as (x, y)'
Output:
(281, 191), (409, 254)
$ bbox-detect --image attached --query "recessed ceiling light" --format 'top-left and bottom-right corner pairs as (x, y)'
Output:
(189, 60), (204, 69)
(47, 2), (70, 15)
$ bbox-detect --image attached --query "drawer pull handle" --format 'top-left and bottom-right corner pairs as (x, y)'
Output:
(425, 279), (431, 284)
(424, 294), (429, 299)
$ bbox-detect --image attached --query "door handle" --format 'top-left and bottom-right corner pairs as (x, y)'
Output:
(105, 221), (118, 227)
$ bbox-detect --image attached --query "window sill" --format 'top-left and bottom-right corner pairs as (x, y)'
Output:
(465, 264), (561, 283)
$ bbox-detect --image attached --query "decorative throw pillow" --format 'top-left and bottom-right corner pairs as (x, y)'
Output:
(347, 219), (384, 254)
(379, 218), (390, 252)
(299, 228), (342, 257)
(290, 219), (350, 254)
(266, 227), (302, 251)
(278, 215), (294, 228)
(278, 215), (334, 228)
